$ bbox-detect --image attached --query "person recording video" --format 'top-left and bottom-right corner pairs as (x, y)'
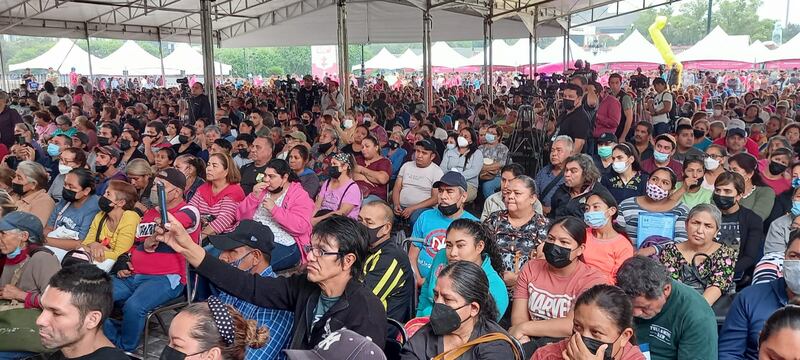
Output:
(190, 82), (212, 124)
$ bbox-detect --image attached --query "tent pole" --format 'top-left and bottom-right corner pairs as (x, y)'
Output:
(566, 17), (572, 66)
(422, 1), (432, 111)
(200, 0), (217, 113)
(158, 28), (166, 88)
(337, 0), (350, 111)
(531, 5), (538, 77)
(562, 27), (567, 72)
(0, 37), (8, 91)
(84, 24), (94, 81)
(487, 6), (493, 101)
(482, 17), (488, 91)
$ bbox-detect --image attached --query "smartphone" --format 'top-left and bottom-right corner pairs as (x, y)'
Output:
(15, 135), (25, 145)
(157, 182), (168, 225)
(454, 121), (460, 131)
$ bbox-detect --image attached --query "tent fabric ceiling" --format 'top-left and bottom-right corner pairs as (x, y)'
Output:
(0, 0), (623, 46)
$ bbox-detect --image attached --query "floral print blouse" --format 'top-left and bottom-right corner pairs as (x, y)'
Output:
(483, 210), (550, 273)
(657, 242), (737, 294)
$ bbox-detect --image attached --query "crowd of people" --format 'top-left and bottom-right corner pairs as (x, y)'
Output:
(0, 65), (799, 360)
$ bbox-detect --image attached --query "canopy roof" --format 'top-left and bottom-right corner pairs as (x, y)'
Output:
(9, 38), (102, 74)
(351, 47), (402, 70)
(762, 34), (800, 63)
(747, 40), (772, 64)
(592, 30), (663, 67)
(163, 43), (232, 75)
(0, 0), (655, 47)
(396, 49), (422, 70)
(536, 38), (590, 65)
(94, 40), (165, 75)
(677, 26), (753, 69)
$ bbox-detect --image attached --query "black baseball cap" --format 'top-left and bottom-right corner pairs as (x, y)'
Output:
(433, 171), (468, 192)
(208, 220), (274, 255)
(597, 132), (618, 144)
(415, 138), (437, 152)
(156, 168), (187, 190)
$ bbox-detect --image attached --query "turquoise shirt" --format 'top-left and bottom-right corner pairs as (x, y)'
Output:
(416, 250), (508, 321)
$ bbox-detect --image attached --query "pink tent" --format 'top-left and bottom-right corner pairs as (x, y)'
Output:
(763, 59), (800, 69)
(591, 62), (662, 71)
(681, 60), (754, 70)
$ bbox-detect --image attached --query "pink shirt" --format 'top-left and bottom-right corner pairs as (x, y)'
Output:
(318, 179), (361, 219)
(514, 259), (608, 321)
(533, 338), (645, 360)
(582, 229), (634, 283)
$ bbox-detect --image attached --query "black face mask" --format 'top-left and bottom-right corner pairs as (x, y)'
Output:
(268, 185), (284, 194)
(543, 241), (573, 268)
(318, 142), (333, 154)
(562, 99), (576, 111)
(178, 135), (190, 144)
(693, 129), (705, 138)
(327, 166), (341, 179)
(430, 302), (469, 336)
(11, 183), (25, 196)
(477, 114), (487, 120)
(98, 195), (115, 213)
(97, 136), (111, 146)
(712, 193), (736, 211)
(582, 335), (615, 360)
(769, 161), (788, 176)
(238, 149), (249, 159)
(388, 140), (400, 150)
(62, 188), (79, 203)
(438, 202), (460, 217)
(119, 139), (132, 151)
(95, 164), (109, 174)
(159, 345), (193, 360)
(367, 224), (385, 245)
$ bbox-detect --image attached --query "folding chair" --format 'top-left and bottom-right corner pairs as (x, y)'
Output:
(385, 318), (408, 360)
(141, 265), (197, 359)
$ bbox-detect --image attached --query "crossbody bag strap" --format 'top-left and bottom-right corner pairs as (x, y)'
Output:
(540, 172), (564, 199)
(432, 332), (522, 360)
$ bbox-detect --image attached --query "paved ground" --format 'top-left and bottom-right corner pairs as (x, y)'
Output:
(127, 311), (175, 360)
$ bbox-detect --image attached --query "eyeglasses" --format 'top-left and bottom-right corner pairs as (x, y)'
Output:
(303, 245), (340, 258)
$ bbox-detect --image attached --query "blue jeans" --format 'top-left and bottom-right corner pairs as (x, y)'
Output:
(409, 207), (429, 227)
(480, 176), (501, 199)
(0, 351), (35, 359)
(104, 274), (185, 351)
(271, 243), (301, 272)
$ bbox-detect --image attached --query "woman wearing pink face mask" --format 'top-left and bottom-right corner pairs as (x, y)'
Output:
(618, 167), (689, 247)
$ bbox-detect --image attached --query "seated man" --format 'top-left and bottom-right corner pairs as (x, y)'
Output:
(211, 220), (295, 360)
(358, 201), (414, 323)
(718, 231), (800, 359)
(38, 264), (129, 359)
(408, 171), (478, 289)
(616, 256), (718, 360)
(481, 163), (543, 221)
(159, 215), (387, 350)
(391, 138), (443, 225)
(103, 168), (200, 352)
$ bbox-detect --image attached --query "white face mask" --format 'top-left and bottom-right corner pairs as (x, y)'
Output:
(343, 119), (354, 129)
(783, 260), (800, 294)
(457, 136), (469, 148)
(713, 109), (722, 116)
(58, 164), (73, 175)
(704, 157), (720, 171)
(612, 161), (628, 174)
(446, 143), (456, 150)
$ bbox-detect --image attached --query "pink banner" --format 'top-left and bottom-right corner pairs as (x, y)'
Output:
(681, 60), (754, 70)
(763, 59), (800, 69)
(591, 62), (662, 71)
(311, 45), (338, 79)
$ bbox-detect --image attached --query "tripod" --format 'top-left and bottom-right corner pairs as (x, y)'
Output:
(633, 88), (648, 123)
(508, 99), (558, 176)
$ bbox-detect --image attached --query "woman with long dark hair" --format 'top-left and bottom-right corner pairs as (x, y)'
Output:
(287, 145), (321, 199)
(582, 190), (634, 282)
(601, 143), (649, 204)
(238, 159), (314, 269)
(758, 306), (800, 359)
(729, 152), (776, 221)
(401, 261), (518, 359)
(619, 167), (690, 245)
(416, 219), (508, 320)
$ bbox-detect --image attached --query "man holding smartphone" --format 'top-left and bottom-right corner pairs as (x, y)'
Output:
(103, 168), (201, 352)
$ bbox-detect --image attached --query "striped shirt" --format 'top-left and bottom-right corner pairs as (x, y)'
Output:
(618, 197), (689, 245)
(187, 183), (243, 234)
(220, 266), (294, 360)
(363, 239), (414, 323)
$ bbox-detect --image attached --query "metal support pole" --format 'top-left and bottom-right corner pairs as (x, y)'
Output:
(337, 0), (350, 111)
(532, 6), (538, 77)
(200, 0), (217, 113)
(482, 18), (488, 90)
(360, 44), (365, 83)
(0, 37), (7, 91)
(422, 3), (432, 111)
(157, 28), (166, 88)
(562, 28), (567, 72)
(706, 0), (713, 34)
(528, 34), (533, 76)
(566, 17), (571, 65)
(84, 24), (94, 81)
(487, 6), (493, 101)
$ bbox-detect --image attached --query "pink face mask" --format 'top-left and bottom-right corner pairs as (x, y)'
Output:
(646, 182), (670, 201)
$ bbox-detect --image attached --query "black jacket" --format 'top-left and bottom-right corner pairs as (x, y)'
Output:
(197, 254), (387, 350)
(399, 319), (515, 360)
(549, 181), (612, 219)
(190, 94), (212, 123)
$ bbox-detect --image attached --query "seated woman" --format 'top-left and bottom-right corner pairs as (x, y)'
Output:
(43, 168), (101, 258)
(161, 297), (268, 360)
(188, 153), (245, 239)
(619, 167), (689, 246)
(701, 144), (727, 191)
(125, 158), (155, 216)
(601, 143), (648, 205)
(238, 159), (314, 270)
(48, 147), (87, 202)
(582, 191), (634, 283)
(287, 145), (321, 200)
(483, 175), (549, 288)
(0, 211), (61, 309)
(728, 152), (775, 222)
(759, 147), (792, 197)
(312, 153), (361, 224)
(382, 131), (408, 184)
(509, 217), (608, 346)
(672, 157), (713, 210)
(400, 261), (518, 359)
(174, 154), (206, 202)
(81, 180), (141, 272)
(766, 185), (800, 255)
(416, 219), (508, 320)
(639, 204), (736, 306)
(756, 306), (800, 360)
(10, 160), (55, 228)
(353, 135), (391, 202)
(532, 284), (644, 360)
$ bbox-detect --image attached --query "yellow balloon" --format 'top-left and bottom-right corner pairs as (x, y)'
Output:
(648, 15), (682, 87)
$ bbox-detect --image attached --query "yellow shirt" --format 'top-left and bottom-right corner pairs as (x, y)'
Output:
(82, 210), (141, 261)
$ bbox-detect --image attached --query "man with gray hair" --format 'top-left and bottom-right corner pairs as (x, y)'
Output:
(534, 135), (572, 215)
(0, 90), (23, 148)
(616, 256), (717, 360)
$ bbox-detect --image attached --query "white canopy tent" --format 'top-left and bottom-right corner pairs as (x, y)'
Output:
(9, 38), (101, 74)
(677, 26), (753, 69)
(163, 43), (232, 75)
(351, 47), (402, 71)
(592, 31), (663, 68)
(464, 39), (523, 68)
(94, 40), (165, 75)
(536, 39), (590, 65)
(761, 34), (800, 68)
(430, 41), (470, 70)
(396, 49), (422, 70)
(747, 40), (772, 64)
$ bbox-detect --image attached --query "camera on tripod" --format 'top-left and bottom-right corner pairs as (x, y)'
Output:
(510, 74), (538, 98)
(176, 77), (190, 97)
(571, 59), (598, 83)
(630, 73), (650, 91)
(536, 73), (565, 100)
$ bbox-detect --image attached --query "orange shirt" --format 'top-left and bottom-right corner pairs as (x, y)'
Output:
(582, 229), (635, 283)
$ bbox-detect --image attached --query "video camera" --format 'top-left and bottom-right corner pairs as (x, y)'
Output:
(630, 73), (650, 91)
(176, 77), (190, 97)
(536, 73), (566, 100)
(510, 74), (538, 98)
(571, 59), (598, 83)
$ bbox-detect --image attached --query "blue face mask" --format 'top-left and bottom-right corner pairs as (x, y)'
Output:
(7, 246), (21, 259)
(793, 177), (800, 189)
(583, 211), (609, 229)
(46, 143), (61, 157)
(792, 201), (800, 216)
(653, 150), (670, 163)
(484, 133), (496, 143)
(227, 251), (256, 273)
(597, 146), (613, 159)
